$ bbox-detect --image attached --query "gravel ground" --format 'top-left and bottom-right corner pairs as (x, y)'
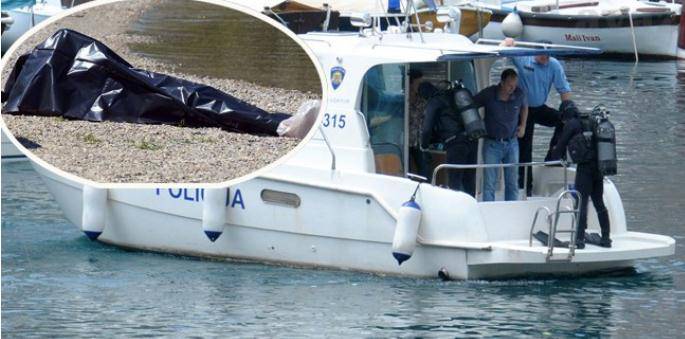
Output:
(3, 115), (299, 183)
(1, 0), (320, 183)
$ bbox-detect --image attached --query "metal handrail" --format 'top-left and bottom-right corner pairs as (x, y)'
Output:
(318, 127), (336, 171)
(529, 206), (552, 247)
(431, 160), (567, 187)
(548, 190), (580, 260)
(475, 38), (601, 52)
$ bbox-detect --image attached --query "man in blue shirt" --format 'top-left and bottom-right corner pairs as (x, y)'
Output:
(473, 69), (528, 201)
(502, 38), (572, 196)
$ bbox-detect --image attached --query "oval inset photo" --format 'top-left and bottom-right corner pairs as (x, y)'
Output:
(1, 0), (324, 183)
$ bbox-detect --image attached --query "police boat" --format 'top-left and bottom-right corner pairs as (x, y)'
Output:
(21, 9), (675, 279)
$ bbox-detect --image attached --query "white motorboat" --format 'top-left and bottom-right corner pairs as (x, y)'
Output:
(1, 128), (26, 162)
(1, 0), (66, 54)
(473, 0), (684, 59)
(23, 18), (675, 279)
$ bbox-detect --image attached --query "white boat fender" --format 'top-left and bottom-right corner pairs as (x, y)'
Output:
(501, 7), (523, 38)
(81, 185), (107, 240)
(391, 183), (423, 265)
(202, 187), (229, 242)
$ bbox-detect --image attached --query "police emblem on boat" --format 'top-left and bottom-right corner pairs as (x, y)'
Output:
(330, 66), (345, 90)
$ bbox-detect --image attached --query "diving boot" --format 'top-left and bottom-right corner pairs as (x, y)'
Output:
(575, 236), (585, 250)
(598, 210), (612, 248)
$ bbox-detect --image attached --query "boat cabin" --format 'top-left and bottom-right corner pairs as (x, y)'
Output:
(295, 29), (597, 202)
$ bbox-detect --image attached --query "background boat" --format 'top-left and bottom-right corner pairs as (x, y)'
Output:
(2, 0), (63, 54)
(474, 0), (683, 59)
(412, 1), (493, 37)
(248, 1), (341, 34)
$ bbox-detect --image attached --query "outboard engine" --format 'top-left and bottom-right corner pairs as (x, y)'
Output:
(452, 81), (486, 140)
(592, 106), (617, 176)
(392, 183), (423, 265)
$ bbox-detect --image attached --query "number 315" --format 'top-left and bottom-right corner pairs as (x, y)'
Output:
(322, 113), (346, 129)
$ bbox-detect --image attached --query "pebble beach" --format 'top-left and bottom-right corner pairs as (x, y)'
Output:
(1, 0), (320, 183)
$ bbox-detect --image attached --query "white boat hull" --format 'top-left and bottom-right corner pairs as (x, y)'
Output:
(13, 26), (676, 280)
(1, 3), (62, 53)
(483, 21), (680, 58)
(32, 159), (675, 280)
(1, 129), (26, 162)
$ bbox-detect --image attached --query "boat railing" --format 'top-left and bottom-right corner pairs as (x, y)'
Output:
(431, 160), (569, 199)
(318, 126), (336, 170)
(475, 38), (602, 52)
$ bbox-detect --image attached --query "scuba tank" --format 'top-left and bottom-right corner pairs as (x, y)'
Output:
(452, 81), (486, 140)
(592, 105), (617, 176)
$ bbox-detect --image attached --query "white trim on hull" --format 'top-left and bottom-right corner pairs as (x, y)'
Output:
(482, 21), (680, 58)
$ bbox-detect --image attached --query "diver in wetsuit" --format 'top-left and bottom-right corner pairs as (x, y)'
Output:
(421, 84), (478, 197)
(548, 100), (612, 249)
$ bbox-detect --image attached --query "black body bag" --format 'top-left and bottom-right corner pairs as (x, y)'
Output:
(1, 29), (290, 136)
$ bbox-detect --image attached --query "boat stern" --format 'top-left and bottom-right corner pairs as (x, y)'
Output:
(464, 231), (675, 279)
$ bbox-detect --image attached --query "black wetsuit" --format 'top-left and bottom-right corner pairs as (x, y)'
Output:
(549, 118), (611, 246)
(421, 93), (478, 197)
(519, 105), (562, 195)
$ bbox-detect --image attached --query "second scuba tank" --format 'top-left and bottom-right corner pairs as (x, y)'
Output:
(452, 81), (486, 139)
(592, 106), (617, 176)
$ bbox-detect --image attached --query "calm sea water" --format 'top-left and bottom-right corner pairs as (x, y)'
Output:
(2, 60), (685, 337)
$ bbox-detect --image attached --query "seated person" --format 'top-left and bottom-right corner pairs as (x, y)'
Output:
(473, 69), (528, 201)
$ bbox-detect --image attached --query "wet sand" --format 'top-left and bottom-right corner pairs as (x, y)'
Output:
(1, 0), (320, 183)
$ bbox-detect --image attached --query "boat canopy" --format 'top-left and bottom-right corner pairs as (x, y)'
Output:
(438, 45), (603, 61)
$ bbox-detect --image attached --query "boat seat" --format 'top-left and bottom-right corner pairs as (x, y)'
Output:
(375, 154), (403, 177)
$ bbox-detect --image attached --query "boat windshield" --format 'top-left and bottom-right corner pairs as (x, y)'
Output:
(360, 61), (478, 178)
(361, 63), (407, 177)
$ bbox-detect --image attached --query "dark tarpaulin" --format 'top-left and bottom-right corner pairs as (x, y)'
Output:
(1, 29), (291, 135)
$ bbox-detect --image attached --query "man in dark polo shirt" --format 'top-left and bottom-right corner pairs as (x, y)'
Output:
(502, 38), (572, 196)
(473, 69), (528, 201)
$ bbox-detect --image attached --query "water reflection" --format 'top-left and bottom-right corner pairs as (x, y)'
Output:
(127, 0), (321, 93)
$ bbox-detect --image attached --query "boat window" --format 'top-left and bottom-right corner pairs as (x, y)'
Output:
(360, 64), (406, 177)
(261, 189), (301, 208)
(449, 61), (477, 93)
